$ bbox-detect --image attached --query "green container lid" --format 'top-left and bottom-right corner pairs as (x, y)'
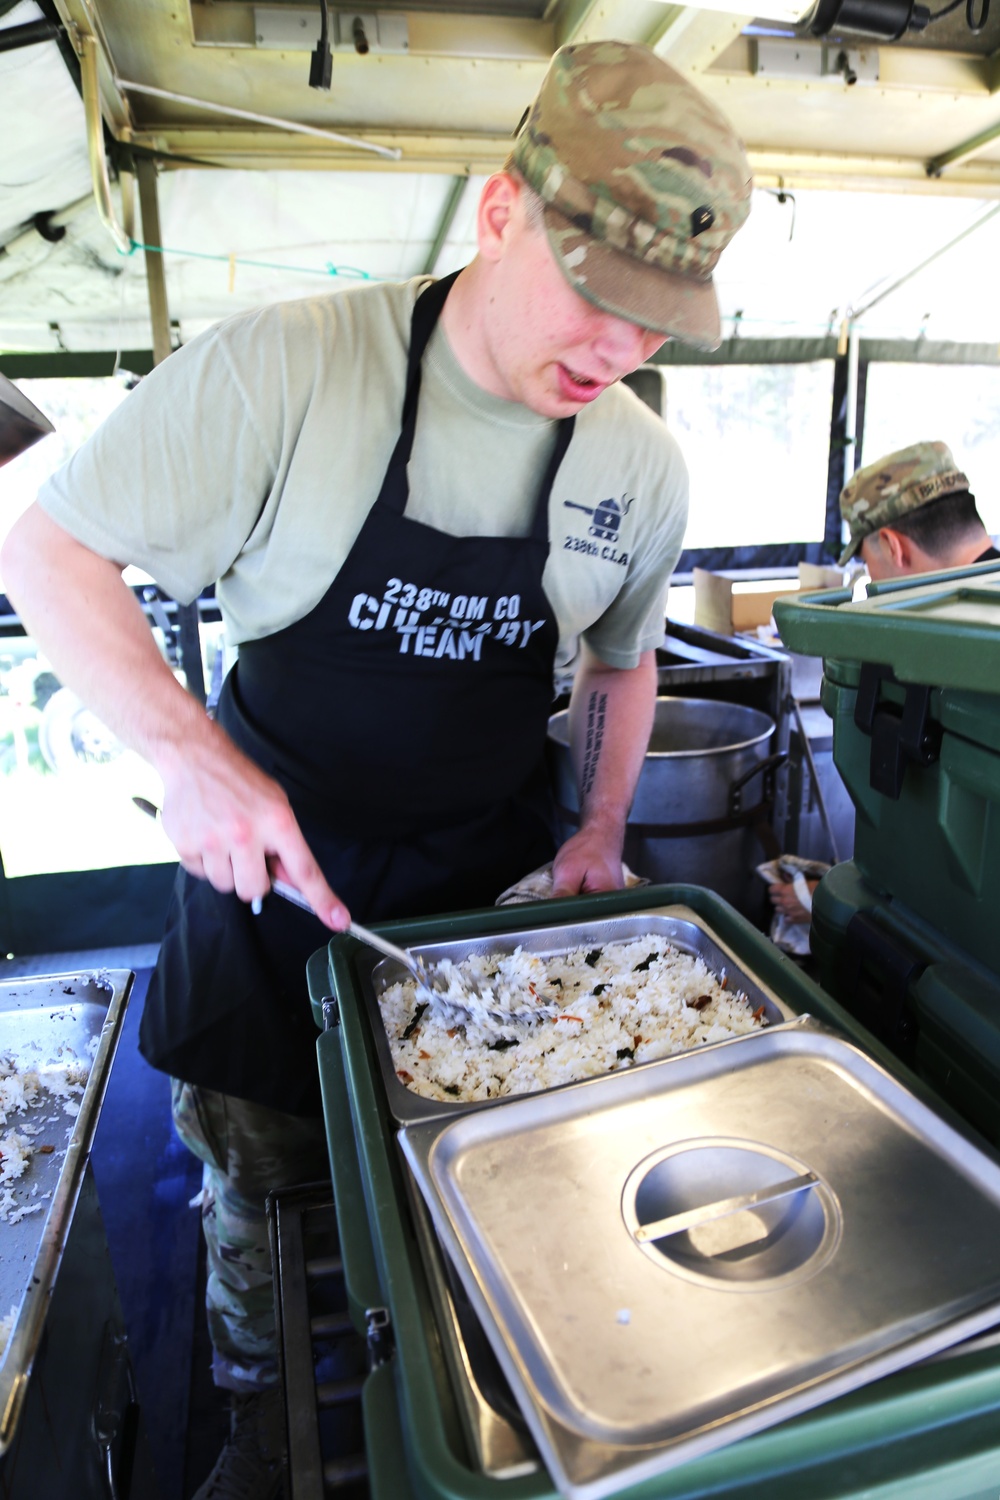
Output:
(773, 561), (1000, 695)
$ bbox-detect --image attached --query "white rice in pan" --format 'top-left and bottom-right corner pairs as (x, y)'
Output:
(379, 936), (768, 1104)
(0, 1041), (93, 1225)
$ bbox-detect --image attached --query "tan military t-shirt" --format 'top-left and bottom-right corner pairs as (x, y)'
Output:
(38, 278), (688, 672)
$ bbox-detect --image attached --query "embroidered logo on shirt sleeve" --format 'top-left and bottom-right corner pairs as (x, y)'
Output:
(562, 494), (633, 565)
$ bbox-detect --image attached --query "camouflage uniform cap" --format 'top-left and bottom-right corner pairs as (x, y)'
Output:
(511, 40), (752, 351)
(838, 440), (971, 565)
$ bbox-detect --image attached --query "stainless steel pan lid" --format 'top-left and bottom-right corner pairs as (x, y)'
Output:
(400, 1022), (1000, 1500)
(0, 372), (54, 468)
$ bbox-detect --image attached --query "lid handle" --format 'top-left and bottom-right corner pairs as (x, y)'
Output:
(633, 1170), (818, 1244)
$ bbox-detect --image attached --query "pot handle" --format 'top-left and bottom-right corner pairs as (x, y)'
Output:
(728, 750), (788, 818)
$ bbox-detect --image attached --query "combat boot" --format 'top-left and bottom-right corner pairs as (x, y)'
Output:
(191, 1386), (285, 1500)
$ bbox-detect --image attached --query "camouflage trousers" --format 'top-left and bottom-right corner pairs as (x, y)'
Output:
(171, 1079), (329, 1393)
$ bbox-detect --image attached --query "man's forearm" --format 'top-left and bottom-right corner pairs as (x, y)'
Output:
(567, 645), (657, 840)
(1, 504), (349, 925)
(550, 645), (656, 895)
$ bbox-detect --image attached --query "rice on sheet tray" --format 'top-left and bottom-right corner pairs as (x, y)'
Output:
(0, 1039), (94, 1225)
(0, 1026), (99, 1357)
(380, 936), (768, 1104)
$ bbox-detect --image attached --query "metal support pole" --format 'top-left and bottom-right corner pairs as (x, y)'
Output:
(791, 699), (841, 865)
(117, 77), (401, 161)
(136, 159), (172, 369)
(422, 176), (469, 276)
(927, 119), (1000, 178)
(119, 157), (135, 259)
(844, 321), (860, 478)
(852, 203), (1000, 321)
(136, 158), (207, 706)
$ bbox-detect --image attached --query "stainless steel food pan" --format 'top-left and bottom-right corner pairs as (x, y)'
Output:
(401, 1020), (1000, 1500)
(352, 904), (797, 1125)
(0, 970), (132, 1454)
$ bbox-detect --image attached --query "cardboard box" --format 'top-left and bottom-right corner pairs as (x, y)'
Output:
(798, 562), (846, 591)
(693, 565), (845, 638)
(693, 570), (799, 636)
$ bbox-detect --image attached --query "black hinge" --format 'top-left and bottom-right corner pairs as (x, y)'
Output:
(853, 662), (942, 800)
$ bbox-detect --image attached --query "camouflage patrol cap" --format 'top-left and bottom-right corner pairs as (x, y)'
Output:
(838, 440), (971, 565)
(511, 40), (752, 351)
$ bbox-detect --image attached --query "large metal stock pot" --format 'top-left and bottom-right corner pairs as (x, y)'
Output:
(547, 695), (781, 917)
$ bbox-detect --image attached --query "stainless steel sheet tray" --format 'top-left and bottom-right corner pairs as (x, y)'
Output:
(0, 970), (131, 1453)
(356, 905), (796, 1125)
(400, 1022), (1000, 1500)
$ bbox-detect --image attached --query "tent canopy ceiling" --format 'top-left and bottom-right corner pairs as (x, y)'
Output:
(1, 0), (998, 350)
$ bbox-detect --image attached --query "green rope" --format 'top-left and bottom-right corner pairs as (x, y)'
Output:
(128, 238), (381, 281)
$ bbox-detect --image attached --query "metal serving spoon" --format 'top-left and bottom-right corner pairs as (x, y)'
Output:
(262, 878), (560, 1028)
(128, 807), (557, 1027)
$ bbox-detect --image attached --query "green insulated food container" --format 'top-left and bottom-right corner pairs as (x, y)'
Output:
(309, 886), (1000, 1500)
(773, 563), (1000, 976)
(807, 859), (1000, 1147)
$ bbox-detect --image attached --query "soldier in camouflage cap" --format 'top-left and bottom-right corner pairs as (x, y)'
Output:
(511, 40), (752, 352)
(2, 41), (753, 1500)
(839, 440), (997, 579)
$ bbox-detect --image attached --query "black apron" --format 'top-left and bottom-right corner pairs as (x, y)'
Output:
(141, 273), (576, 1114)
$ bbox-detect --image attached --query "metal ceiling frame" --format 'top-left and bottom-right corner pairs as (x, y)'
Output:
(929, 115), (1000, 176)
(80, 31), (132, 252)
(45, 0), (1000, 194)
(709, 30), (1000, 189)
(8, 0), (998, 357)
